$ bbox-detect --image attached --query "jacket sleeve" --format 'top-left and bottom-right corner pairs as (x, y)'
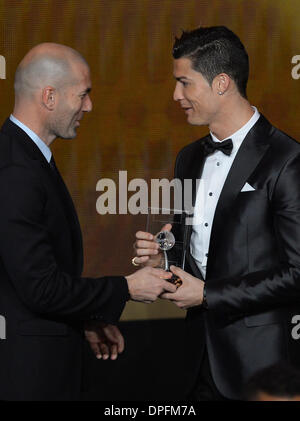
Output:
(206, 152), (300, 317)
(0, 164), (129, 323)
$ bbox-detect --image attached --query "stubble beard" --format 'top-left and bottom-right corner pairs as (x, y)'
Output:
(48, 116), (77, 140)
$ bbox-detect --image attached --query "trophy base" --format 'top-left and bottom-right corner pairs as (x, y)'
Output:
(168, 274), (182, 288)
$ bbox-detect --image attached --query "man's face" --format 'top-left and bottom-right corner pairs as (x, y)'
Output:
(173, 57), (218, 126)
(51, 61), (92, 139)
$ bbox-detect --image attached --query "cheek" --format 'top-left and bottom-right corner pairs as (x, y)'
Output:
(193, 92), (213, 111)
(190, 95), (204, 110)
(186, 88), (203, 105)
(77, 101), (84, 113)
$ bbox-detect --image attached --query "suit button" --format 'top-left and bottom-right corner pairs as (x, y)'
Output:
(204, 223), (208, 227)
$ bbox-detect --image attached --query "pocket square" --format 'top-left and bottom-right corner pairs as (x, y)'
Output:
(241, 182), (255, 192)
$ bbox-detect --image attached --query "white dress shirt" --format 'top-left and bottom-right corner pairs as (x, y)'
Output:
(10, 114), (52, 163)
(190, 106), (260, 279)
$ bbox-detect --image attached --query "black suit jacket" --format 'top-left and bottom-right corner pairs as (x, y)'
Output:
(174, 115), (300, 399)
(0, 119), (129, 400)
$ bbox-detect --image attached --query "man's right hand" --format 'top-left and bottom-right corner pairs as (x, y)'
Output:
(125, 266), (176, 303)
(133, 223), (172, 267)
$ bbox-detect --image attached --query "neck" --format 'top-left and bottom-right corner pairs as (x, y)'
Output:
(12, 106), (56, 146)
(209, 96), (254, 141)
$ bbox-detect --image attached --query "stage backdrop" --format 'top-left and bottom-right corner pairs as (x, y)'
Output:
(0, 0), (299, 320)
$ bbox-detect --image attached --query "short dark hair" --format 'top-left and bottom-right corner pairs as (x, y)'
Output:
(172, 26), (249, 98)
(244, 362), (300, 400)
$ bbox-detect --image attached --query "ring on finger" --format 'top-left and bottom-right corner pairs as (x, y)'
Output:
(131, 256), (140, 266)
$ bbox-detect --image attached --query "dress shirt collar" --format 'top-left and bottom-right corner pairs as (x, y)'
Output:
(10, 114), (52, 163)
(210, 106), (260, 156)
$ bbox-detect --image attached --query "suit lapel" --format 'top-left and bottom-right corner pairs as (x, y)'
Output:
(1, 118), (83, 274)
(188, 137), (208, 208)
(49, 162), (83, 275)
(206, 115), (274, 279)
(177, 137), (208, 273)
(177, 135), (208, 213)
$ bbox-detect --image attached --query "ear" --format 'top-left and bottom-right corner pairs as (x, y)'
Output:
(212, 73), (231, 96)
(42, 86), (56, 110)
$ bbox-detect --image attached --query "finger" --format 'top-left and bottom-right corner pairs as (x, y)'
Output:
(151, 274), (173, 284)
(160, 292), (176, 301)
(103, 326), (125, 353)
(162, 280), (177, 293)
(160, 223), (172, 232)
(133, 256), (150, 264)
(100, 343), (110, 360)
(135, 240), (159, 249)
(170, 265), (186, 277)
(116, 330), (125, 353)
(150, 268), (173, 278)
(136, 231), (154, 241)
(84, 330), (98, 342)
(136, 248), (159, 257)
(90, 342), (102, 359)
(110, 343), (118, 360)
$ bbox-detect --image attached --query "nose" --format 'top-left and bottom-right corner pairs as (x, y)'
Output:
(173, 81), (183, 102)
(83, 94), (93, 112)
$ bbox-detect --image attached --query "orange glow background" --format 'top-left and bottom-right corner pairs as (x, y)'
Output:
(0, 0), (299, 320)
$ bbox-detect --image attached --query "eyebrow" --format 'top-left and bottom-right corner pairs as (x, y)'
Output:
(174, 76), (191, 81)
(80, 87), (92, 94)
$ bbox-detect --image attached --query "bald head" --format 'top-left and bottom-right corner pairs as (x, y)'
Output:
(12, 43), (92, 146)
(14, 43), (88, 98)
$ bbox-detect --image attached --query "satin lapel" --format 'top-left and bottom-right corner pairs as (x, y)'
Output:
(179, 136), (208, 270)
(206, 115), (274, 279)
(191, 138), (207, 208)
(179, 135), (208, 208)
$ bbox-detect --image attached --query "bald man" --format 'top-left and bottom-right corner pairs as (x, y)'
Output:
(0, 43), (175, 401)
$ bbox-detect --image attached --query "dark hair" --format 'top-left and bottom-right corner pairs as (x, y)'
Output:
(244, 362), (300, 400)
(172, 26), (249, 98)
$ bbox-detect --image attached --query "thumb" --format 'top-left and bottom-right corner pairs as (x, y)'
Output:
(161, 223), (172, 232)
(170, 265), (185, 277)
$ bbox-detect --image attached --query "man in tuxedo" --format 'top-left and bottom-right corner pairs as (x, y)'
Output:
(0, 43), (175, 400)
(134, 26), (300, 400)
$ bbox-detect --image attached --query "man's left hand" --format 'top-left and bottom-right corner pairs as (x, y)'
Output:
(84, 322), (124, 360)
(160, 265), (205, 310)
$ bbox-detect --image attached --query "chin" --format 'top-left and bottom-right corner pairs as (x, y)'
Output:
(187, 117), (206, 126)
(58, 131), (77, 140)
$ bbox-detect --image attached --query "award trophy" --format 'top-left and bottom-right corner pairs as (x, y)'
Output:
(146, 208), (191, 287)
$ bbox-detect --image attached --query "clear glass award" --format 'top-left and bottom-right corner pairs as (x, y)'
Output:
(146, 208), (190, 286)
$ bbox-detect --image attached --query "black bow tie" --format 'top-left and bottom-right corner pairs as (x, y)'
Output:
(203, 136), (233, 156)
